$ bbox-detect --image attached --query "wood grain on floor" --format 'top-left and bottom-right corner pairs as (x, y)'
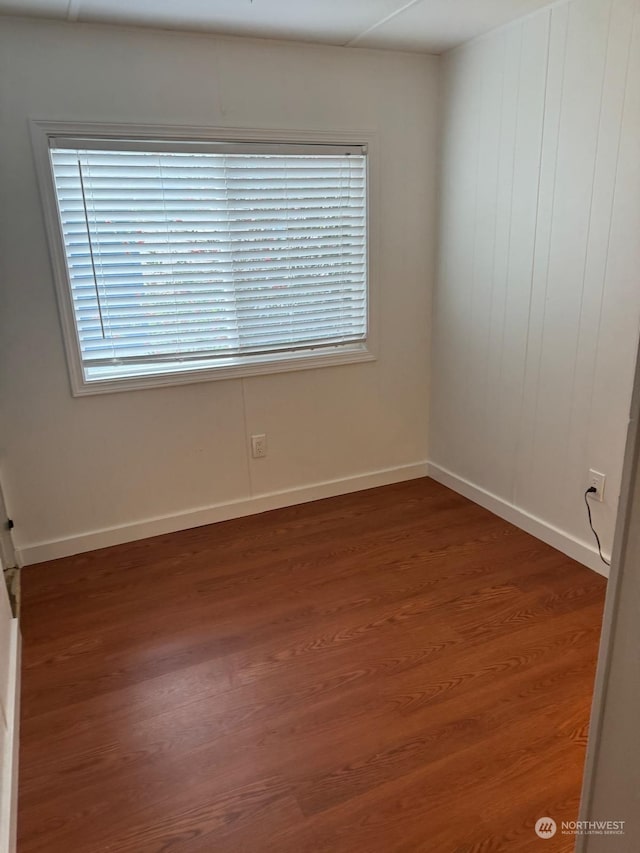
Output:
(18, 478), (606, 852)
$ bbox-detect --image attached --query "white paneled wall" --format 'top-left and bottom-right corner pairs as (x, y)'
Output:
(432, 0), (640, 571)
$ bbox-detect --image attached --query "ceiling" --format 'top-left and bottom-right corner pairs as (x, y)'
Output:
(0, 0), (556, 53)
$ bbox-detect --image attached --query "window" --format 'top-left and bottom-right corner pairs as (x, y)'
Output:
(35, 125), (372, 394)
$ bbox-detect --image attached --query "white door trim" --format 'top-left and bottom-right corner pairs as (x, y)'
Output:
(0, 618), (19, 853)
(577, 340), (640, 850)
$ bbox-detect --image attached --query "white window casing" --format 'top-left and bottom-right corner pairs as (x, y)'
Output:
(30, 122), (377, 395)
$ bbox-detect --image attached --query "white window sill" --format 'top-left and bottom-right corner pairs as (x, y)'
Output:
(71, 342), (375, 396)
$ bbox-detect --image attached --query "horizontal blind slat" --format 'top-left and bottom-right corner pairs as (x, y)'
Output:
(50, 144), (368, 375)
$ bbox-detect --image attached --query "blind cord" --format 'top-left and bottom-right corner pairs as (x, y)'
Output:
(584, 487), (611, 568)
(77, 157), (106, 339)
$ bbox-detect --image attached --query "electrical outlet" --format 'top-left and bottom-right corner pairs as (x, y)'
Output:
(251, 434), (267, 459)
(588, 469), (606, 502)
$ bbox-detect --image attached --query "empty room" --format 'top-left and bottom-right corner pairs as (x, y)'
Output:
(0, 0), (639, 850)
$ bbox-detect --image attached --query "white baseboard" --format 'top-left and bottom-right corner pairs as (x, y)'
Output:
(18, 460), (607, 578)
(17, 462), (430, 566)
(0, 619), (20, 853)
(428, 462), (610, 578)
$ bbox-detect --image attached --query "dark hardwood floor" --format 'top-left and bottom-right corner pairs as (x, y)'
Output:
(18, 478), (607, 852)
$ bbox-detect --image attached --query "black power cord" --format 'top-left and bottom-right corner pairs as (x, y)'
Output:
(585, 487), (611, 568)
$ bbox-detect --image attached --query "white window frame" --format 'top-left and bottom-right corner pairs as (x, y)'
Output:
(30, 120), (378, 396)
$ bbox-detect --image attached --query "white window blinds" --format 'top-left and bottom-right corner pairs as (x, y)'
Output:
(48, 138), (368, 383)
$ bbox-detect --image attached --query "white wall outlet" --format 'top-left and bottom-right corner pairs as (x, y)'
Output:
(251, 434), (267, 459)
(588, 469), (606, 502)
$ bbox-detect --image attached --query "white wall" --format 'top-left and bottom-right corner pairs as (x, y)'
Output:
(0, 18), (438, 563)
(431, 0), (640, 572)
